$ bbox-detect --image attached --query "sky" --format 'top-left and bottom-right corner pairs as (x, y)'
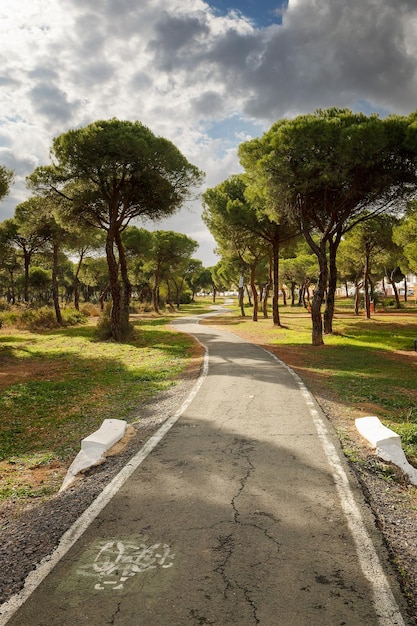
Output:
(1, 0), (417, 266)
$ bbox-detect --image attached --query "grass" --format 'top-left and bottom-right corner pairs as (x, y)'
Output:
(0, 311), (201, 501)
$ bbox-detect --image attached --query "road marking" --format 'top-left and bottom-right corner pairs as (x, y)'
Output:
(0, 332), (208, 625)
(264, 348), (406, 626)
(76, 537), (175, 591)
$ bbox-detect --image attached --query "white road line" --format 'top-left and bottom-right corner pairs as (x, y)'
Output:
(0, 336), (209, 626)
(265, 348), (406, 626)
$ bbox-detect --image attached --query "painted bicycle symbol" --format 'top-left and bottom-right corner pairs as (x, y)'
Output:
(77, 538), (175, 590)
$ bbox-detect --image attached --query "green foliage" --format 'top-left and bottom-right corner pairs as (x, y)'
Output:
(0, 306), (86, 331)
(0, 164), (14, 200)
(27, 118), (204, 341)
(238, 108), (417, 343)
(393, 201), (417, 274)
(20, 306), (57, 329)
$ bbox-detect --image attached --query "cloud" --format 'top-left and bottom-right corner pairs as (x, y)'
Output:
(1, 0), (417, 264)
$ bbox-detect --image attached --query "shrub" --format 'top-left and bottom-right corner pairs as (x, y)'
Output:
(62, 307), (87, 326)
(20, 307), (57, 330)
(95, 303), (134, 341)
(80, 303), (100, 317)
(0, 306), (86, 330)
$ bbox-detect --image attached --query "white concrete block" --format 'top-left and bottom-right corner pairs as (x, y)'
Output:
(355, 416), (401, 449)
(355, 416), (417, 486)
(59, 418), (127, 491)
(81, 419), (127, 456)
(376, 443), (417, 486)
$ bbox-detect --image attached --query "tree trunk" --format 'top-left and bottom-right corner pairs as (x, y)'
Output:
(245, 285), (252, 307)
(238, 285), (245, 317)
(250, 264), (258, 322)
(152, 284), (160, 314)
(99, 284), (110, 311)
(23, 249), (31, 304)
(115, 229), (132, 329)
(364, 252), (371, 319)
(51, 242), (63, 326)
(311, 245), (327, 346)
(7, 269), (16, 305)
(72, 253), (84, 311)
(73, 278), (80, 311)
(165, 279), (175, 311)
(106, 230), (122, 340)
(324, 240), (338, 334)
(392, 280), (401, 309)
(271, 241), (281, 326)
(389, 270), (401, 309)
(300, 279), (311, 309)
(263, 262), (272, 318)
(280, 284), (287, 306)
(354, 283), (360, 315)
(290, 282), (296, 306)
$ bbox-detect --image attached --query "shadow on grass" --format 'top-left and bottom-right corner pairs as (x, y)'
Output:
(268, 340), (417, 423)
(0, 335), (35, 343)
(339, 319), (417, 352)
(0, 319), (198, 463)
(0, 348), (188, 462)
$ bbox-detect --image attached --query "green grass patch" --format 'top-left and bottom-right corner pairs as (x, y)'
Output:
(0, 317), (196, 468)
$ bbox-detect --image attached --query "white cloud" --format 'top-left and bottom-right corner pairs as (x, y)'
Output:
(1, 0), (417, 264)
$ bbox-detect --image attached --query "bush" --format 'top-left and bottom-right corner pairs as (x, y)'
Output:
(62, 307), (87, 326)
(0, 300), (11, 312)
(0, 310), (19, 328)
(20, 307), (59, 330)
(80, 303), (100, 317)
(0, 306), (86, 330)
(95, 303), (134, 341)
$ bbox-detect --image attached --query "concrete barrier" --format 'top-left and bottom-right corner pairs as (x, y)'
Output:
(60, 419), (127, 491)
(355, 416), (417, 486)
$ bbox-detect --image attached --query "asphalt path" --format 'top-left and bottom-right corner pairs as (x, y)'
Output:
(1, 312), (410, 625)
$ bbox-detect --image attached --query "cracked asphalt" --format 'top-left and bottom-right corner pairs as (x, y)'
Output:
(5, 316), (410, 625)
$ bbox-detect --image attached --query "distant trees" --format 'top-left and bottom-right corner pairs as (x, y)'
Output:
(0, 219), (205, 318)
(338, 214), (402, 316)
(0, 165), (13, 202)
(203, 174), (299, 325)
(27, 119), (204, 340)
(145, 231), (198, 313)
(394, 202), (417, 276)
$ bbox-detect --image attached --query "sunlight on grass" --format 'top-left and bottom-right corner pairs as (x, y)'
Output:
(0, 319), (196, 469)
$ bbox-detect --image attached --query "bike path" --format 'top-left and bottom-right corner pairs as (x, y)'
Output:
(2, 316), (409, 625)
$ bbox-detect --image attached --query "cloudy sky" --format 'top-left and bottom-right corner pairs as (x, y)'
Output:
(1, 0), (417, 265)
